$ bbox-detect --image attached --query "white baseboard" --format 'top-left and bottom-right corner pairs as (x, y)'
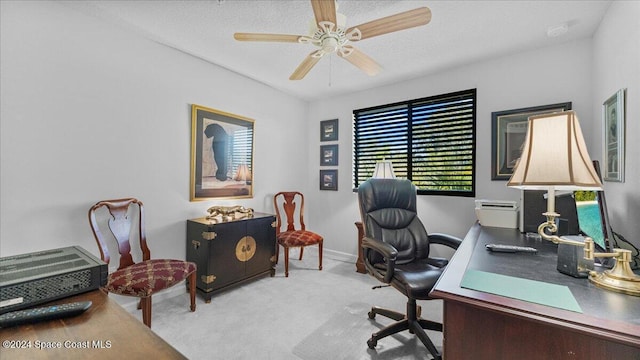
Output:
(324, 248), (358, 263)
(292, 246), (357, 263)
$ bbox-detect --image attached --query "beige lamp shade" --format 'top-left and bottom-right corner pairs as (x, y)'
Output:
(507, 111), (602, 191)
(372, 160), (396, 179)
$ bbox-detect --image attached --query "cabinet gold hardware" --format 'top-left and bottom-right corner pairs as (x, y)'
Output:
(236, 236), (257, 262)
(201, 274), (217, 284)
(202, 231), (217, 240)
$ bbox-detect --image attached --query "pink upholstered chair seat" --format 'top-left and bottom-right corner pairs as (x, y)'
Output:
(277, 230), (323, 247)
(107, 259), (197, 297)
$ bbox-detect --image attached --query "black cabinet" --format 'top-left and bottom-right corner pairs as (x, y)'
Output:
(186, 213), (276, 302)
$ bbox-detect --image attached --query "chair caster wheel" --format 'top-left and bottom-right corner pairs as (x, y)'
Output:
(368, 311), (375, 319)
(367, 338), (377, 349)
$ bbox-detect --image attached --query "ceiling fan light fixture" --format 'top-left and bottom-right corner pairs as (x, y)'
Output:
(321, 36), (340, 53)
(306, 21), (354, 55)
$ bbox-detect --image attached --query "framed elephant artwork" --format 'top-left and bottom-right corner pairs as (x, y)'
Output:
(191, 104), (254, 201)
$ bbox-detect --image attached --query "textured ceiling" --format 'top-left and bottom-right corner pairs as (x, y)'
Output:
(60, 0), (612, 101)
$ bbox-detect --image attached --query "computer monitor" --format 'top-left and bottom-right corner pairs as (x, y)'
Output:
(575, 160), (614, 253)
(575, 190), (611, 252)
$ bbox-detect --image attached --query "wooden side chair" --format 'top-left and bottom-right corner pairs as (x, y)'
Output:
(88, 198), (196, 328)
(273, 192), (323, 277)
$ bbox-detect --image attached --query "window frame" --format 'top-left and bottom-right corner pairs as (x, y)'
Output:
(352, 89), (476, 197)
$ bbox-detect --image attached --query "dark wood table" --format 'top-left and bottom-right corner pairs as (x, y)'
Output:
(0, 289), (186, 359)
(431, 223), (640, 360)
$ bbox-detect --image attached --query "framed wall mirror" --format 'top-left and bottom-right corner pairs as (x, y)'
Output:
(491, 102), (572, 180)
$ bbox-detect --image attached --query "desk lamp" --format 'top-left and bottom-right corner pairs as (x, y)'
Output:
(372, 159), (396, 179)
(507, 110), (639, 296)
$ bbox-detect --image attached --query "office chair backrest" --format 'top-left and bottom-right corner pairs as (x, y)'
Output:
(358, 178), (431, 265)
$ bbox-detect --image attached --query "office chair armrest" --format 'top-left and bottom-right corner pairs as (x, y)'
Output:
(362, 236), (397, 284)
(428, 233), (463, 250)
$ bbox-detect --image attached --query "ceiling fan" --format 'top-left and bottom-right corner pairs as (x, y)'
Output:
(233, 0), (432, 80)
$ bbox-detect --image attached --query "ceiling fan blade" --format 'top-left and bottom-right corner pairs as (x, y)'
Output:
(338, 46), (382, 76)
(346, 7), (432, 41)
(310, 0), (336, 26)
(289, 52), (322, 80)
(234, 33), (301, 43)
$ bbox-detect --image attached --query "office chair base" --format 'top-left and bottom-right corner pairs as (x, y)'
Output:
(367, 299), (443, 360)
(368, 307), (404, 321)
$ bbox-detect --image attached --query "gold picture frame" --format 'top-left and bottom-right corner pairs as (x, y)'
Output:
(190, 104), (254, 201)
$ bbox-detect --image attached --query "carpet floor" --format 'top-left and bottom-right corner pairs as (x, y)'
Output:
(137, 250), (443, 359)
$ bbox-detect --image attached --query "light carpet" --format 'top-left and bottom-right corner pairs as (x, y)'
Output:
(292, 302), (436, 360)
(136, 250), (443, 359)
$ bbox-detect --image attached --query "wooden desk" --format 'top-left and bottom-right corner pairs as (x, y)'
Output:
(431, 223), (640, 360)
(0, 289), (186, 359)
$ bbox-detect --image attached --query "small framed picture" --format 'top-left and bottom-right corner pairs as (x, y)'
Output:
(320, 170), (338, 191)
(603, 89), (625, 182)
(320, 119), (338, 142)
(320, 144), (338, 166)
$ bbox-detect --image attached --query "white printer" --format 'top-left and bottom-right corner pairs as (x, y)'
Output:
(474, 199), (519, 229)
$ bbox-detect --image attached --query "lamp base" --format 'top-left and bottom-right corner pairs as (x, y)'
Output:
(589, 249), (640, 297)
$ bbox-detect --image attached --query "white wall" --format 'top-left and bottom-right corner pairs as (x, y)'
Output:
(0, 1), (308, 258)
(307, 39), (597, 256)
(2, 1), (637, 265)
(592, 1), (640, 245)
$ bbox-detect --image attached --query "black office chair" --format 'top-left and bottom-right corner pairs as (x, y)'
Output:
(358, 178), (462, 360)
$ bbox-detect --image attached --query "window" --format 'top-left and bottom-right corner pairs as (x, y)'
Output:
(353, 89), (476, 197)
